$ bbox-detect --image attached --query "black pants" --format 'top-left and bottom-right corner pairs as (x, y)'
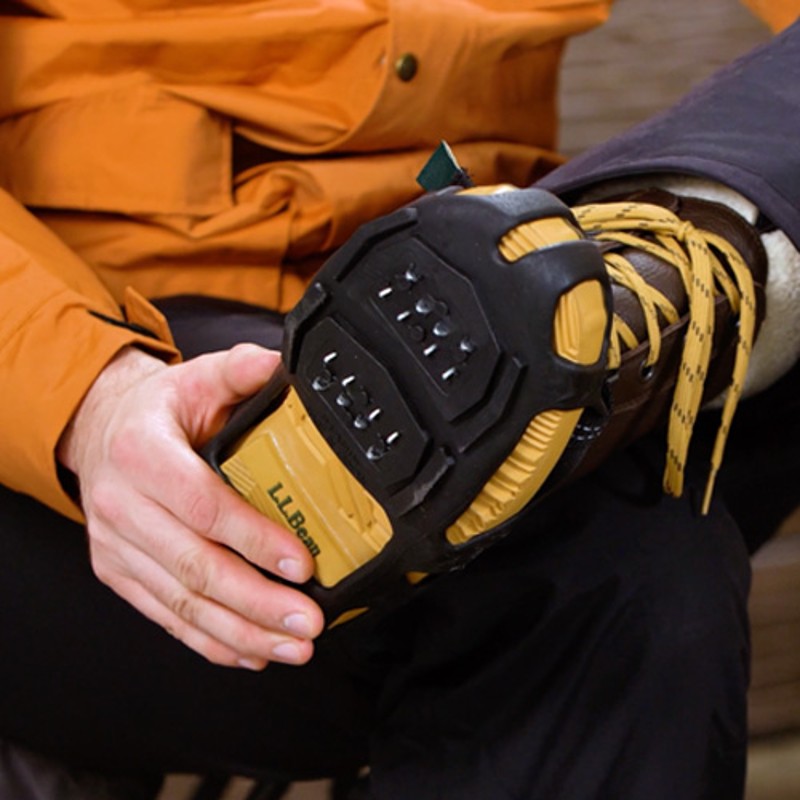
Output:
(3, 300), (798, 800)
(0, 438), (754, 800)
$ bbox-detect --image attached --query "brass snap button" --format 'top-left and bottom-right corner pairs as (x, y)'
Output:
(394, 52), (419, 82)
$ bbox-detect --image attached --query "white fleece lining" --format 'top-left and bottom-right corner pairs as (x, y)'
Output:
(575, 174), (800, 397)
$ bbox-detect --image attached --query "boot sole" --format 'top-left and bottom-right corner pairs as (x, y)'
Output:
(205, 187), (611, 623)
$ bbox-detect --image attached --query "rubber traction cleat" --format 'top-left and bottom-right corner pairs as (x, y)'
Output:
(204, 186), (612, 625)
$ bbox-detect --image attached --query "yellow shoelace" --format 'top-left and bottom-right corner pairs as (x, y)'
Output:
(572, 201), (758, 513)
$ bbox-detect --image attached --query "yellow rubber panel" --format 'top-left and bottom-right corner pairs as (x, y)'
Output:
(499, 216), (582, 259)
(446, 216), (607, 545)
(329, 607), (369, 628)
(220, 388), (392, 588)
(553, 280), (607, 366)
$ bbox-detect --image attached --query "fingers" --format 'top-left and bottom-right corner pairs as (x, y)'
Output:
(100, 425), (315, 578)
(68, 344), (327, 668)
(112, 491), (322, 633)
(89, 509), (322, 668)
(109, 572), (310, 670)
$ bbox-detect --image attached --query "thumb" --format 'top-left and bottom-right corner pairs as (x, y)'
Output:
(174, 344), (284, 443)
(217, 343), (284, 400)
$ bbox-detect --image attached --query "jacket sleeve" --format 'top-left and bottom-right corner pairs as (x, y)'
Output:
(0, 188), (179, 522)
(740, 0), (800, 32)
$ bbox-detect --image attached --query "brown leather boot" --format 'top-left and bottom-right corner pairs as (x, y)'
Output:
(204, 185), (766, 622)
(547, 188), (768, 511)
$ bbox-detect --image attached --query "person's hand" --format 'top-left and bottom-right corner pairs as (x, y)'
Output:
(58, 344), (324, 669)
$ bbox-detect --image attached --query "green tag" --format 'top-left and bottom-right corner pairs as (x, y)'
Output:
(416, 141), (473, 192)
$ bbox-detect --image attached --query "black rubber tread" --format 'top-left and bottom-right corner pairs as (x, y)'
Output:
(207, 187), (612, 620)
(286, 188), (610, 617)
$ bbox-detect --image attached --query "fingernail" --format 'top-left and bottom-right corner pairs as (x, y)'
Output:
(277, 558), (306, 583)
(238, 658), (266, 671)
(283, 612), (313, 638)
(271, 642), (303, 664)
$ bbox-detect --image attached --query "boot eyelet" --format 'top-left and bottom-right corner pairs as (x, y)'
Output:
(640, 363), (655, 382)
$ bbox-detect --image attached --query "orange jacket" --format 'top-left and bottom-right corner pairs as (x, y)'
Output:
(0, 0), (614, 520)
(0, 0), (794, 521)
(741, 0), (799, 31)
